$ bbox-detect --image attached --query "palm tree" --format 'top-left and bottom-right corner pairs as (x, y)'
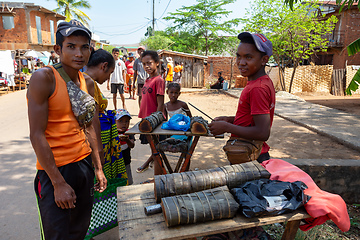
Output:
(54, 0), (91, 26)
(285, 0), (360, 95)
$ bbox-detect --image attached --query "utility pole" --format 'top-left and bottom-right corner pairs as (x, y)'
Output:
(152, 0), (155, 36)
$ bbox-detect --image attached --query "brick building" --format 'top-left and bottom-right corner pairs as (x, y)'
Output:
(0, 2), (65, 51)
(313, 1), (360, 69)
(205, 56), (241, 87)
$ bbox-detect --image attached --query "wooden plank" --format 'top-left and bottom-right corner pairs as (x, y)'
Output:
(118, 209), (309, 240)
(117, 184), (155, 202)
(117, 198), (157, 222)
(127, 121), (213, 137)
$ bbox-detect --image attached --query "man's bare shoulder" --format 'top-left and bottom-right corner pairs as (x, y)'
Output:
(28, 67), (55, 97)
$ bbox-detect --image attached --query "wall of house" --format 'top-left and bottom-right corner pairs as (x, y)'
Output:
(29, 11), (58, 51)
(204, 57), (240, 86)
(0, 9), (28, 50)
(324, 8), (360, 69)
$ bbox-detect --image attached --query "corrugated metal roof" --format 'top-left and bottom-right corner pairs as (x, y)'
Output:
(158, 50), (208, 60)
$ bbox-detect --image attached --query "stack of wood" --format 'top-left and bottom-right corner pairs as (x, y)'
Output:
(154, 161), (270, 203)
(139, 111), (165, 133)
(190, 116), (209, 135)
(162, 186), (239, 227)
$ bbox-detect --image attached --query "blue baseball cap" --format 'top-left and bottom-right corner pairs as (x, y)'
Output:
(115, 109), (132, 120)
(238, 32), (273, 57)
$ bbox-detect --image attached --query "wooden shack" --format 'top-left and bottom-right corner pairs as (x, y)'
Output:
(158, 50), (207, 88)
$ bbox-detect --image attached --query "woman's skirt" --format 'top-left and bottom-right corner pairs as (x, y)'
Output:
(85, 110), (128, 239)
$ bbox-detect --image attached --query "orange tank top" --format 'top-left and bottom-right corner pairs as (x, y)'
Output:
(36, 66), (92, 170)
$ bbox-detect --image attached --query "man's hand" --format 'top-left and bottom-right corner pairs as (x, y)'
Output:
(213, 116), (233, 123)
(209, 120), (230, 136)
(53, 182), (77, 209)
(94, 169), (107, 193)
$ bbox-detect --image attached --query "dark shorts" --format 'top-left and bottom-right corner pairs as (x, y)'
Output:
(35, 155), (94, 240)
(111, 83), (124, 94)
(137, 83), (144, 96)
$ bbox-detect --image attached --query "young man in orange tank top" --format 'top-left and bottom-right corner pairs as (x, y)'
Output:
(27, 20), (106, 240)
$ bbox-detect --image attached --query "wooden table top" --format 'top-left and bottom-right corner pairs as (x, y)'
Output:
(117, 183), (310, 240)
(126, 121), (215, 137)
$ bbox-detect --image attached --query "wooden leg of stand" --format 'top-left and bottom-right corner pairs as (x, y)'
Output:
(281, 219), (301, 240)
(179, 136), (200, 172)
(174, 151), (187, 173)
(146, 135), (167, 175)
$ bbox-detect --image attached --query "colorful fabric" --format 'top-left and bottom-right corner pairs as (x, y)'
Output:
(261, 159), (350, 232)
(85, 110), (128, 239)
(125, 60), (134, 75)
(138, 75), (165, 118)
(36, 66), (91, 170)
(93, 80), (108, 113)
(232, 75), (275, 154)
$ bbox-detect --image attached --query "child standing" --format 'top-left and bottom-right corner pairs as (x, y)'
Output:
(115, 109), (135, 185)
(209, 32), (275, 163)
(164, 82), (192, 119)
(137, 50), (165, 176)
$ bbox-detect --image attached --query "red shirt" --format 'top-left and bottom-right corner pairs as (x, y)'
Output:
(138, 75), (165, 118)
(125, 60), (134, 75)
(232, 75), (275, 154)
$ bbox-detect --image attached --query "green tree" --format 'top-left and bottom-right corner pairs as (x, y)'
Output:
(54, 0), (91, 26)
(164, 0), (240, 56)
(242, 0), (338, 93)
(140, 31), (173, 51)
(284, 0), (360, 95)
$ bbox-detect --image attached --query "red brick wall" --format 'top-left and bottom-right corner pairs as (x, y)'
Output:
(205, 56), (242, 86)
(0, 8), (59, 51)
(323, 8), (360, 69)
(0, 9), (28, 50)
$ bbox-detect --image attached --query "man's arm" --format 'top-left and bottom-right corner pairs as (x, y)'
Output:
(84, 123), (107, 192)
(209, 114), (271, 141)
(133, 70), (138, 84)
(28, 68), (76, 209)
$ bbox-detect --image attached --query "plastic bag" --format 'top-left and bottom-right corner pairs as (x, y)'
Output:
(231, 179), (310, 218)
(161, 114), (190, 131)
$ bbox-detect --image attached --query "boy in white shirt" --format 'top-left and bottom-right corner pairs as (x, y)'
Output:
(107, 48), (126, 109)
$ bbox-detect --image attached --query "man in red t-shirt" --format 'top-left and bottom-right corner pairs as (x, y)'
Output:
(209, 32), (275, 163)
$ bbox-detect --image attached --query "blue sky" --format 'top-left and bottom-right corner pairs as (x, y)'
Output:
(11, 0), (250, 45)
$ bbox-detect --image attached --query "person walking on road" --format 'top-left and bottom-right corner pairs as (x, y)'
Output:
(107, 48), (127, 110)
(27, 19), (106, 240)
(125, 53), (136, 99)
(133, 46), (148, 107)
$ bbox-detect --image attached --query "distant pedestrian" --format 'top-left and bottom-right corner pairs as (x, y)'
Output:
(126, 53), (136, 99)
(173, 61), (182, 85)
(210, 72), (224, 89)
(107, 48), (127, 110)
(165, 57), (174, 86)
(133, 46), (149, 107)
(48, 50), (59, 65)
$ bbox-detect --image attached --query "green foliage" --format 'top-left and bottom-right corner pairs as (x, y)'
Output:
(345, 69), (360, 95)
(347, 38), (360, 56)
(243, 0), (338, 93)
(140, 31), (173, 51)
(53, 0), (91, 26)
(102, 45), (118, 54)
(163, 0), (240, 55)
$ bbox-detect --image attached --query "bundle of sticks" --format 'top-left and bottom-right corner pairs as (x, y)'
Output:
(139, 111), (165, 133)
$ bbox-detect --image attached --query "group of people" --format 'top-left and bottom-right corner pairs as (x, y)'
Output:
(27, 18), (275, 240)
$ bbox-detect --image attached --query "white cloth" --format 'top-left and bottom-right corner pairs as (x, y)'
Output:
(0, 50), (15, 75)
(110, 59), (125, 84)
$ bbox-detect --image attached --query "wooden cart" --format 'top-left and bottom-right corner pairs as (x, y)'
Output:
(126, 122), (217, 174)
(117, 183), (311, 240)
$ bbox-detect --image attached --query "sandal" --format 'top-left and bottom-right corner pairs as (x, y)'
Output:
(136, 166), (149, 173)
(140, 179), (154, 184)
